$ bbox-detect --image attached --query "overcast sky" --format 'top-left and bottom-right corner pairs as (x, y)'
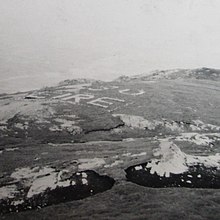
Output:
(1, 0), (220, 93)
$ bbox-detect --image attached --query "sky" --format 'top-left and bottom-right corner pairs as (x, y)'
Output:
(1, 0), (220, 93)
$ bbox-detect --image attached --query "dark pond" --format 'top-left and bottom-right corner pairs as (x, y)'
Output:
(0, 170), (115, 214)
(125, 162), (220, 188)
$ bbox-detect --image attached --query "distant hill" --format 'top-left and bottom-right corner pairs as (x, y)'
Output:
(114, 67), (220, 82)
(1, 68), (220, 146)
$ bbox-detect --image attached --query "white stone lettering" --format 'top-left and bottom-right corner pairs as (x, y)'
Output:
(52, 93), (72, 99)
(119, 89), (145, 96)
(62, 94), (94, 103)
(88, 97), (125, 108)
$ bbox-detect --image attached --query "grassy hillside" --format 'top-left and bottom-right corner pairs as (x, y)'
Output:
(0, 69), (220, 219)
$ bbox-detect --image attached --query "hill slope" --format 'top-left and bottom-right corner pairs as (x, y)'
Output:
(1, 69), (220, 219)
(115, 67), (220, 82)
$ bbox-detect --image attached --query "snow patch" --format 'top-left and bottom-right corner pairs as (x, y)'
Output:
(104, 160), (124, 168)
(5, 147), (19, 152)
(113, 114), (159, 130)
(134, 165), (143, 171)
(163, 120), (184, 132)
(113, 114), (220, 134)
(122, 152), (132, 157)
(145, 139), (220, 177)
(0, 125), (7, 131)
(78, 158), (106, 170)
(81, 172), (88, 178)
(5, 166), (79, 201)
(11, 166), (54, 181)
(175, 133), (220, 145)
(122, 138), (135, 142)
(27, 172), (58, 198)
(122, 152), (147, 158)
(49, 118), (82, 134)
(131, 152), (147, 157)
(0, 185), (18, 200)
(12, 199), (25, 206)
(82, 178), (88, 185)
(192, 120), (220, 131)
(14, 122), (29, 130)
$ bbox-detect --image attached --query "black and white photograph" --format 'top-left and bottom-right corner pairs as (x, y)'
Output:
(0, 0), (220, 219)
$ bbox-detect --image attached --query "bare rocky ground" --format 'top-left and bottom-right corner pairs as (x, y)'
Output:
(0, 68), (220, 219)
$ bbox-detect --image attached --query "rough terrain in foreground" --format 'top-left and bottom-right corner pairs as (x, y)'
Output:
(0, 68), (220, 219)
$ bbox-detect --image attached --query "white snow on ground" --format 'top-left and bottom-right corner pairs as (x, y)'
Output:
(54, 118), (76, 127)
(122, 152), (147, 157)
(49, 117), (82, 135)
(5, 147), (19, 152)
(10, 166), (54, 181)
(0, 185), (18, 200)
(81, 172), (88, 178)
(78, 158), (106, 170)
(0, 99), (56, 130)
(0, 100), (50, 123)
(14, 122), (29, 130)
(119, 89), (145, 96)
(0, 125), (7, 131)
(122, 152), (132, 157)
(104, 160), (124, 168)
(122, 138), (135, 142)
(0, 166), (79, 202)
(113, 114), (220, 134)
(163, 120), (185, 132)
(12, 200), (25, 206)
(1, 148), (21, 156)
(82, 178), (88, 185)
(175, 133), (220, 145)
(113, 114), (183, 131)
(113, 114), (160, 130)
(134, 165), (143, 171)
(130, 152), (147, 157)
(0, 159), (104, 200)
(191, 120), (220, 131)
(27, 171), (75, 198)
(49, 125), (59, 132)
(141, 139), (220, 177)
(27, 172), (58, 198)
(50, 124), (82, 134)
(134, 69), (186, 80)
(0, 166), (54, 201)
